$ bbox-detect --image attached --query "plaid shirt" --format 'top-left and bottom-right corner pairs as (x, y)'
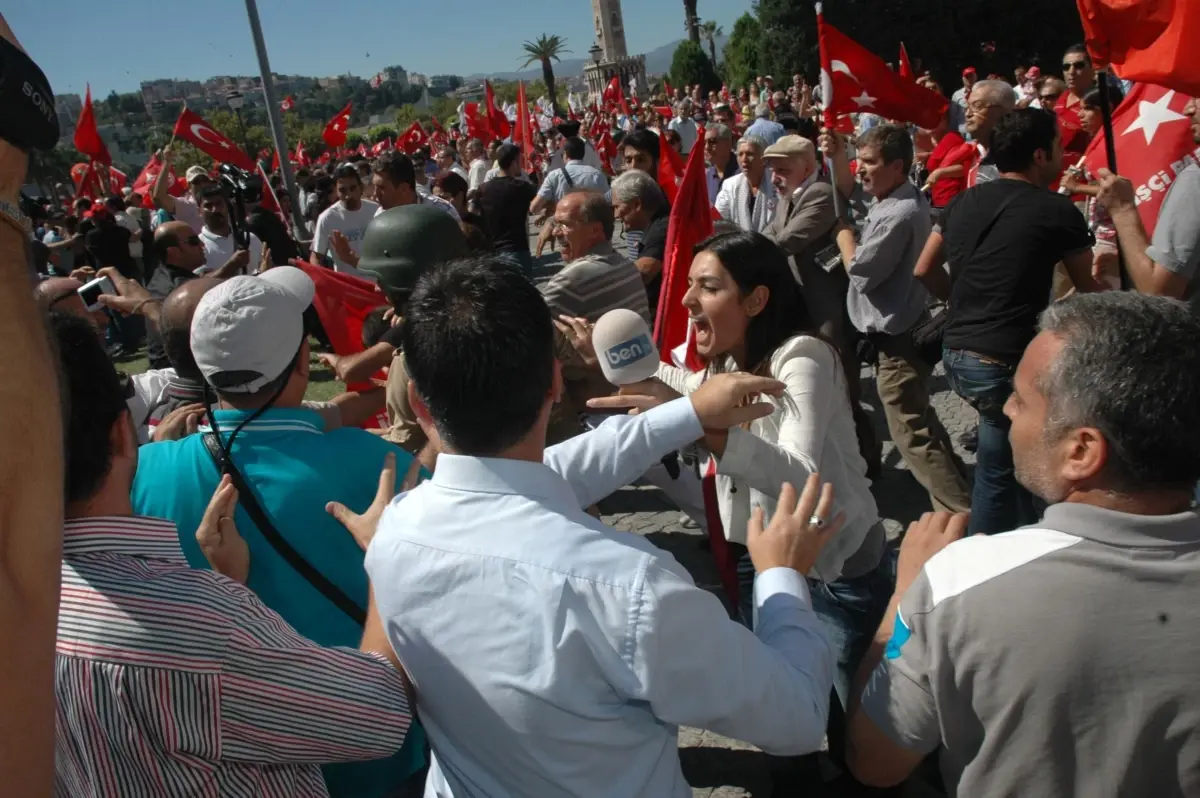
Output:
(56, 515), (411, 797)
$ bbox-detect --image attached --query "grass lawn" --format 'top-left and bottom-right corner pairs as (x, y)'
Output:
(118, 339), (347, 403)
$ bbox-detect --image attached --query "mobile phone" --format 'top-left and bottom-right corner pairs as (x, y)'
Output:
(77, 275), (116, 312)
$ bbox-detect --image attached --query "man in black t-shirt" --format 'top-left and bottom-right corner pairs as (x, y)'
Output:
(929, 109), (1103, 535)
(610, 169), (669, 319)
(477, 144), (538, 278)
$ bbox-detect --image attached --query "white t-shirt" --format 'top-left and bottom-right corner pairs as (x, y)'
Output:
(312, 199), (380, 273)
(450, 164), (470, 182)
(197, 226), (264, 275)
(170, 195), (204, 232)
(468, 158), (490, 191)
(668, 117), (699, 154)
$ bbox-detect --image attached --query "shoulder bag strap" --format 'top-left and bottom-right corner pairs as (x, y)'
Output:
(201, 433), (366, 626)
(559, 165), (574, 188)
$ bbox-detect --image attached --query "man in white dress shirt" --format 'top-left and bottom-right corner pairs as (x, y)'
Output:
(365, 255), (839, 797)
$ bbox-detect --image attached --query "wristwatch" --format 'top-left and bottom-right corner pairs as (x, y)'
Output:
(0, 197), (31, 236)
(0, 36), (60, 152)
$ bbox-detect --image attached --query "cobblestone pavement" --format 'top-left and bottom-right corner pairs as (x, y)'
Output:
(532, 243), (972, 797)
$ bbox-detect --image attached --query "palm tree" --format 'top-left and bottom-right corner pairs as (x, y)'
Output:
(683, 0), (700, 44)
(520, 35), (570, 119)
(699, 20), (723, 65)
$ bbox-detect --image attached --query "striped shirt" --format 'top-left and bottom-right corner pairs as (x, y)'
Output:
(539, 242), (651, 325)
(56, 515), (412, 797)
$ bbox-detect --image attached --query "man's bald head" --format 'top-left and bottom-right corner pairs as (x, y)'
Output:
(35, 277), (107, 336)
(161, 277), (220, 381)
(153, 221), (205, 272)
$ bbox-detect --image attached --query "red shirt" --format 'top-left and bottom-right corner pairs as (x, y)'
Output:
(926, 131), (970, 206)
(1055, 93), (1089, 156)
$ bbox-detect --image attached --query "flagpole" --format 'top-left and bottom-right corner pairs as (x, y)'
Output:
(1096, 68), (1118, 172)
(242, 0), (307, 237)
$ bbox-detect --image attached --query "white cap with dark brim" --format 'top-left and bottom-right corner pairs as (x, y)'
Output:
(190, 266), (315, 394)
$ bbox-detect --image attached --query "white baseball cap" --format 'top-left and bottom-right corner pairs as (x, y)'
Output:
(190, 267), (315, 394)
(185, 165), (212, 184)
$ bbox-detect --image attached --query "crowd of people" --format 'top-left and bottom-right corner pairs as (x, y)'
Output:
(7, 8), (1200, 796)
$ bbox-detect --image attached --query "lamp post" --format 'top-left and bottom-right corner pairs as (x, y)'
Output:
(588, 43), (603, 104)
(225, 91), (253, 166)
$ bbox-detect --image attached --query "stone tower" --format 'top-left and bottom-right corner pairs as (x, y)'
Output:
(584, 0), (646, 101)
(591, 0), (628, 61)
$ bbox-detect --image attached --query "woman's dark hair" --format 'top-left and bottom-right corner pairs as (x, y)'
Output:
(434, 171), (468, 200)
(694, 230), (820, 376)
(1080, 84), (1123, 111)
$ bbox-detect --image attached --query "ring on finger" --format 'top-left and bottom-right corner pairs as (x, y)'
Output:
(808, 514), (825, 529)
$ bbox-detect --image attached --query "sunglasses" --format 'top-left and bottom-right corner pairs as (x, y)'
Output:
(1062, 61), (1090, 72)
(1040, 92), (1062, 101)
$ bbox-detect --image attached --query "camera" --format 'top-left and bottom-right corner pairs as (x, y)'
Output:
(77, 275), (116, 312)
(216, 164), (264, 248)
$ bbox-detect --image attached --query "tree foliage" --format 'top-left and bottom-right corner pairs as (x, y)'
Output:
(670, 40), (721, 95)
(368, 125), (398, 142)
(722, 13), (762, 92)
(520, 34), (570, 118)
(699, 21), (724, 66)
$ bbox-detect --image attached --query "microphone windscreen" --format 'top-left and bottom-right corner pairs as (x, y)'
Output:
(592, 309), (660, 386)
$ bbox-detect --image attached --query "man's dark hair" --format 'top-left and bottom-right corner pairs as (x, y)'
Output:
(1064, 43), (1091, 64)
(199, 184), (230, 206)
(624, 129), (660, 162)
(563, 136), (586, 161)
(372, 150), (416, 189)
(402, 256), (554, 455)
(51, 312), (129, 505)
(856, 123), (914, 173)
(362, 306), (392, 348)
(496, 143), (522, 171)
(334, 163), (362, 183)
(989, 108), (1060, 173)
(1038, 292), (1200, 492)
(567, 189), (615, 240)
(433, 171), (468, 200)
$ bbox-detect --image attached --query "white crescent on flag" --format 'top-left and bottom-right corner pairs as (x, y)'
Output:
(191, 123), (230, 150)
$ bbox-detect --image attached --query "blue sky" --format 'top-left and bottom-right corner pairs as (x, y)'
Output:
(8, 0), (753, 98)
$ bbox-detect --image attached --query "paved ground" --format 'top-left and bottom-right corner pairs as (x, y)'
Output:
(532, 235), (976, 797)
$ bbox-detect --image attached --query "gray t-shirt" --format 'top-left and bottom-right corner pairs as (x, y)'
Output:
(861, 501), (1200, 797)
(1146, 161), (1200, 313)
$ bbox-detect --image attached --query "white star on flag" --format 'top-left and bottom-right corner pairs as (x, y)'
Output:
(851, 90), (876, 108)
(1122, 90), (1188, 146)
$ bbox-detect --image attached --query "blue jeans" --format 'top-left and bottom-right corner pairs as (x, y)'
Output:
(943, 349), (1040, 535)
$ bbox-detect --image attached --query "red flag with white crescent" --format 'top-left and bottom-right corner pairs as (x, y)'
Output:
(280, 95), (296, 112)
(74, 86), (112, 167)
(323, 102), (353, 148)
(173, 107), (256, 170)
(399, 122), (429, 154)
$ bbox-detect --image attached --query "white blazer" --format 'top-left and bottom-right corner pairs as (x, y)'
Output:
(715, 170), (779, 235)
(658, 334), (879, 581)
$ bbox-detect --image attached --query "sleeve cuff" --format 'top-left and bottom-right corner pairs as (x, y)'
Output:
(642, 397), (705, 451)
(754, 566), (813, 612)
(715, 427), (756, 479)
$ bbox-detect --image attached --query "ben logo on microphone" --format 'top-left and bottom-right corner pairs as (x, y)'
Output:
(604, 333), (654, 368)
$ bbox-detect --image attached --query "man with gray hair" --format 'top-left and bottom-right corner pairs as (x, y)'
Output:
(964, 79), (1017, 186)
(745, 103), (786, 145)
(716, 135), (778, 234)
(668, 99), (699, 155)
(846, 291), (1200, 798)
(703, 123), (739, 205)
(611, 170), (670, 315)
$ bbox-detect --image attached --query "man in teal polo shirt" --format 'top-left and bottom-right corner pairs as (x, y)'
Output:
(131, 266), (425, 798)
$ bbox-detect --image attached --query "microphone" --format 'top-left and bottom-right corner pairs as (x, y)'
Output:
(592, 309), (660, 386)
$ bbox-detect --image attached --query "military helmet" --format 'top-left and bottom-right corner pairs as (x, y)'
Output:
(357, 204), (468, 297)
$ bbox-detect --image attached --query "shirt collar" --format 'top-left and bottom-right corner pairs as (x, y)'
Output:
(199, 406), (326, 437)
(165, 373), (206, 401)
(430, 454), (580, 512)
(1037, 501), (1200, 548)
(64, 515), (186, 563)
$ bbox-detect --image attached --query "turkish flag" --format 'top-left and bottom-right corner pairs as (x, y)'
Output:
(428, 116), (449, 151)
(270, 149), (280, 172)
(257, 163), (288, 225)
(899, 42), (914, 81)
(657, 131), (686, 205)
(654, 105), (672, 119)
(654, 141), (711, 370)
(664, 79), (673, 99)
(484, 81), (511, 140)
(74, 86), (111, 167)
(296, 139), (311, 167)
(399, 122), (429, 154)
(280, 95), (296, 112)
(817, 7), (948, 129)
(71, 162), (126, 200)
(1077, 0), (1200, 96)
(131, 153), (185, 207)
(1082, 84), (1198, 238)
(323, 102), (353, 148)
(173, 107), (256, 170)
(462, 102), (490, 142)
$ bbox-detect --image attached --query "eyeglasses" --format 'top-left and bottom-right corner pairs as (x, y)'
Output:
(967, 101), (1000, 113)
(1062, 60), (1089, 72)
(1040, 92), (1062, 101)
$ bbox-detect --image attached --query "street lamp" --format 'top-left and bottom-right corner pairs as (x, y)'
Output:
(225, 91), (253, 166)
(589, 43), (603, 64)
